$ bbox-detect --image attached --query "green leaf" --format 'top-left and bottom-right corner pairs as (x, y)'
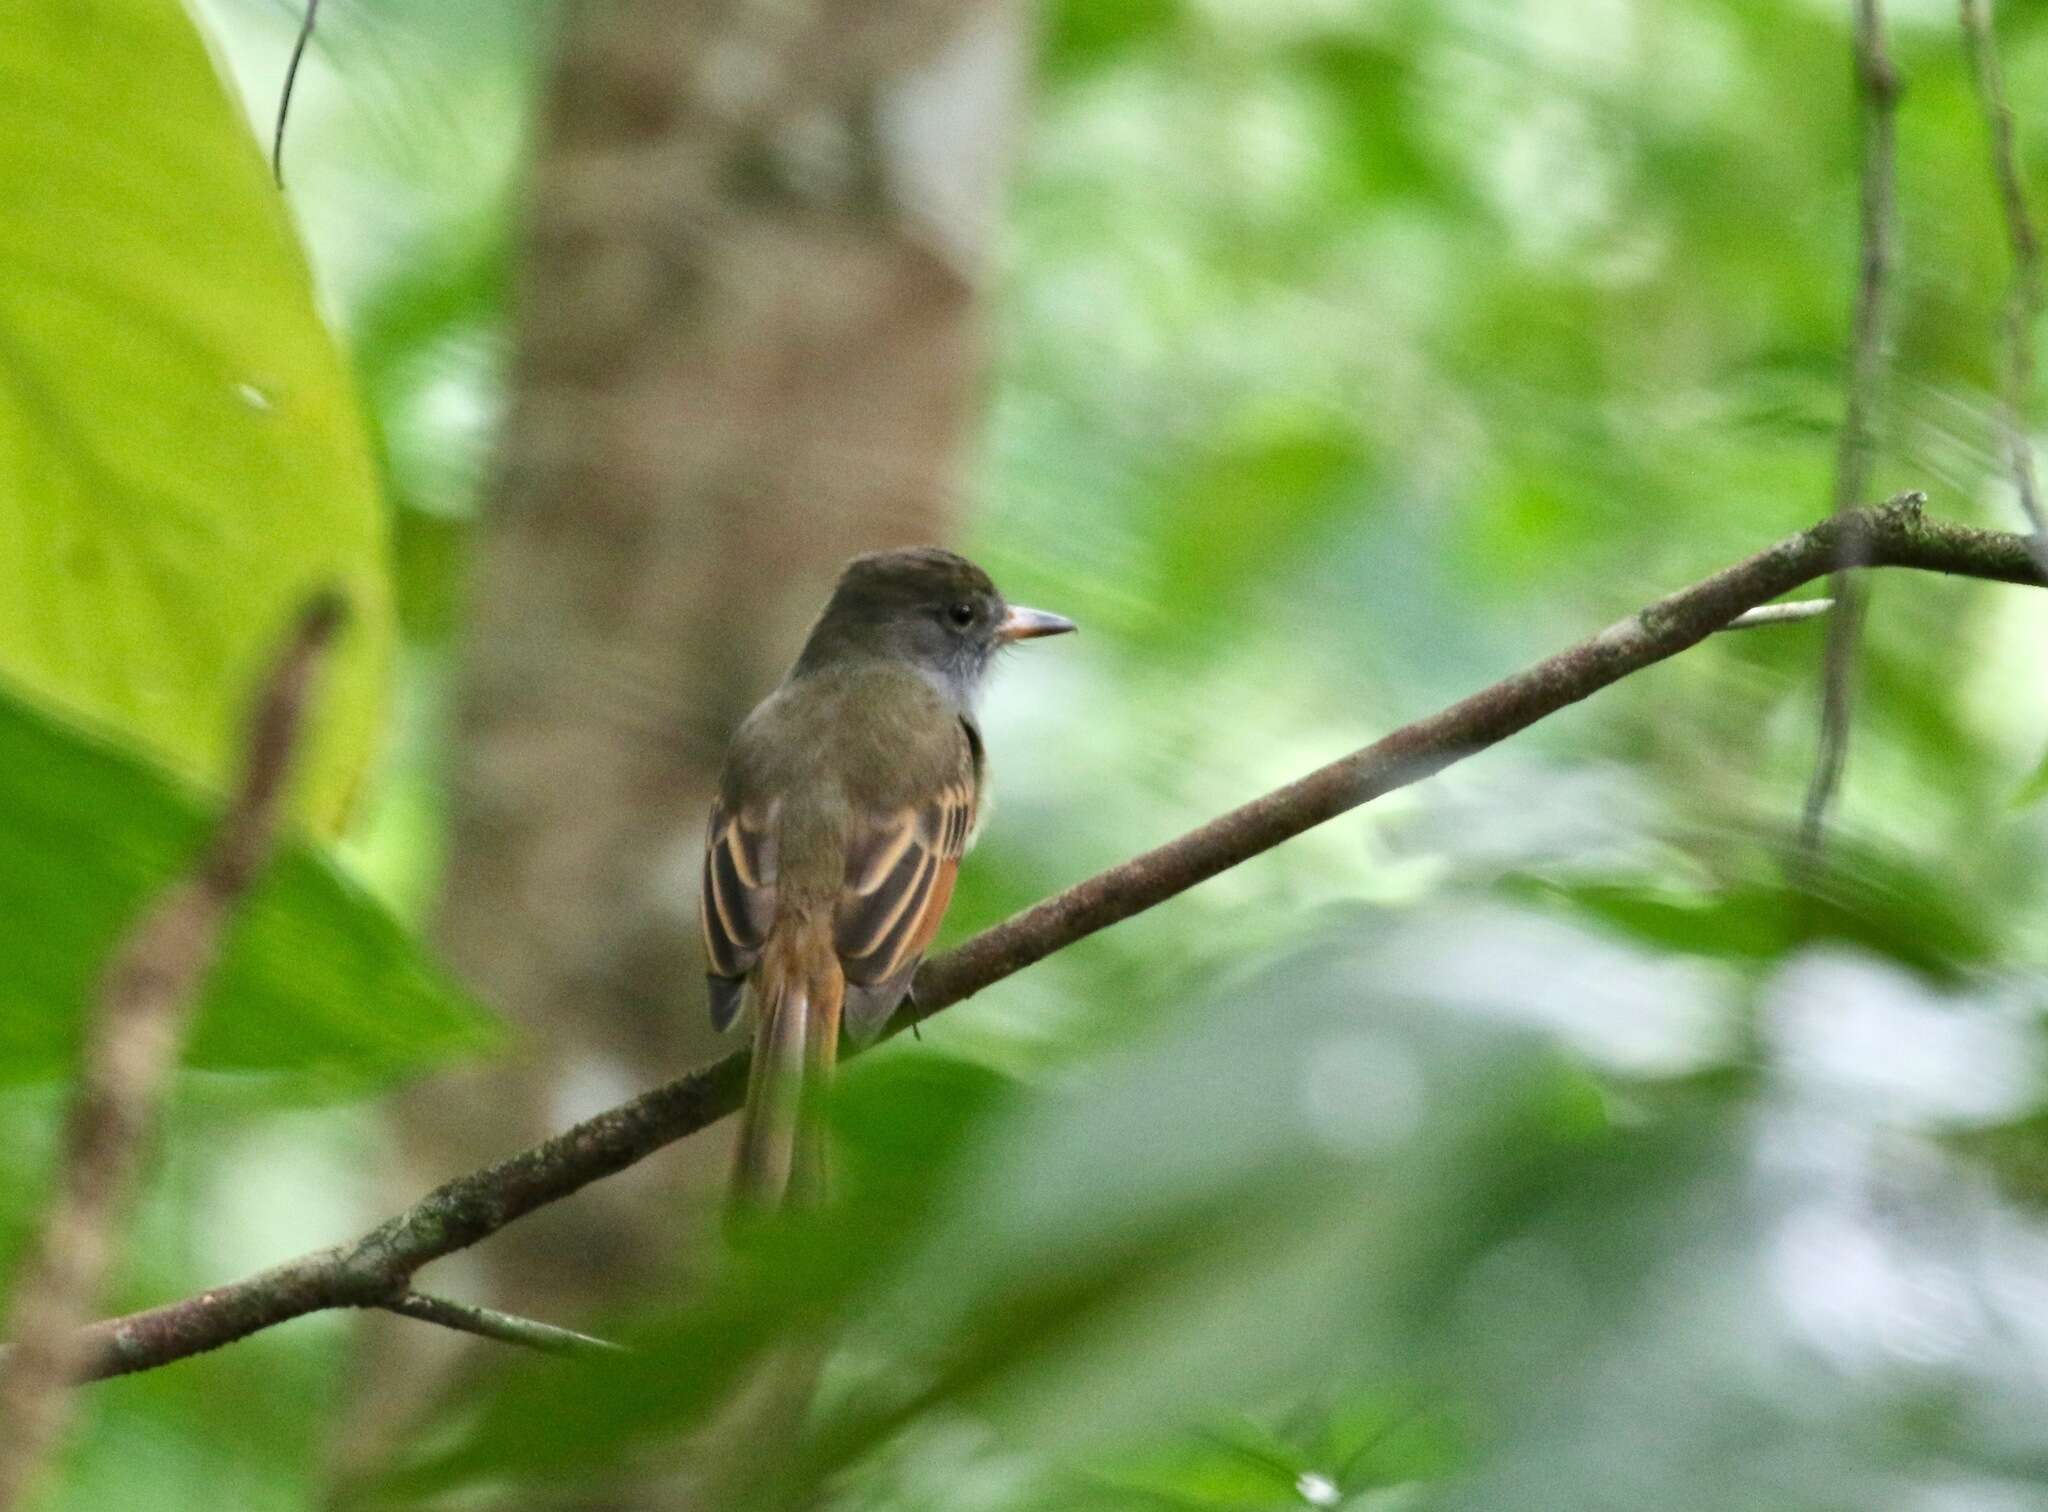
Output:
(1043, 0), (1180, 76)
(2015, 746), (2048, 809)
(0, 680), (495, 1092)
(0, 0), (394, 832)
(1079, 1400), (1464, 1511)
(1296, 37), (1455, 204)
(1084, 1429), (1306, 1510)
(1507, 835), (2005, 984)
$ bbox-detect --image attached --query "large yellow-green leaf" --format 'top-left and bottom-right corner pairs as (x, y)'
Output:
(0, 0), (391, 831)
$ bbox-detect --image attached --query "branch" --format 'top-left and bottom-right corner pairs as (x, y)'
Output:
(1802, 0), (1903, 862)
(1960, 0), (2048, 566)
(54, 502), (2048, 1384)
(0, 595), (344, 1507)
(380, 1292), (623, 1358)
(1721, 599), (1833, 630)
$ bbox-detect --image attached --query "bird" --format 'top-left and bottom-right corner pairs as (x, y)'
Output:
(700, 547), (1075, 1207)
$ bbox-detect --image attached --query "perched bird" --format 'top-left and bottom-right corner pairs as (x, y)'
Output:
(701, 548), (1074, 1206)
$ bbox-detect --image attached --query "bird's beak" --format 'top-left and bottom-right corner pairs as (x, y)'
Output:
(997, 605), (1077, 643)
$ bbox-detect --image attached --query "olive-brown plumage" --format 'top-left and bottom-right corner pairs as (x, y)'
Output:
(702, 548), (1073, 1206)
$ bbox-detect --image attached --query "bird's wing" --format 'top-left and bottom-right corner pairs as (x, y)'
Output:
(701, 797), (779, 1030)
(834, 724), (978, 1042)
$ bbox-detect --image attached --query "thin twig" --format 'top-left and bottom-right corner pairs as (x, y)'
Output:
(31, 502), (2048, 1384)
(381, 1292), (624, 1358)
(1801, 0), (1903, 866)
(1721, 599), (1835, 630)
(0, 594), (345, 1508)
(1959, 0), (2048, 575)
(272, 0), (323, 187)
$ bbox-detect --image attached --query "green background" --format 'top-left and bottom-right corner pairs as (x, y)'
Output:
(10, 0), (2048, 1507)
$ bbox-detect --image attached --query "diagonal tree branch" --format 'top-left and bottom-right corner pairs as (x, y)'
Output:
(1802, 0), (1904, 865)
(0, 595), (345, 1508)
(43, 500), (2048, 1386)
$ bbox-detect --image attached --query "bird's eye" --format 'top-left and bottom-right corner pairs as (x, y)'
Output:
(946, 601), (976, 628)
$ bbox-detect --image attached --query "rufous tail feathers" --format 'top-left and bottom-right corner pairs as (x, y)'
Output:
(730, 923), (845, 1209)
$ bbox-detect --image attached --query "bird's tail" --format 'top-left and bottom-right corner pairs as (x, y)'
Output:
(731, 921), (845, 1209)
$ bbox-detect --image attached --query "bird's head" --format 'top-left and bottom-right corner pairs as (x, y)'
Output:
(793, 546), (1075, 705)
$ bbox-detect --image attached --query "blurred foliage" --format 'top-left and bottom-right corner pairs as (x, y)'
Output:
(11, 0), (2048, 1510)
(0, 7), (498, 1505)
(0, 677), (494, 1092)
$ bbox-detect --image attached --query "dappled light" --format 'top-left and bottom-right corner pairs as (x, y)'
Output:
(5, 0), (2048, 1509)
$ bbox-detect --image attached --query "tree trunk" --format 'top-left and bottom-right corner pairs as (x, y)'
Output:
(343, 0), (1027, 1477)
